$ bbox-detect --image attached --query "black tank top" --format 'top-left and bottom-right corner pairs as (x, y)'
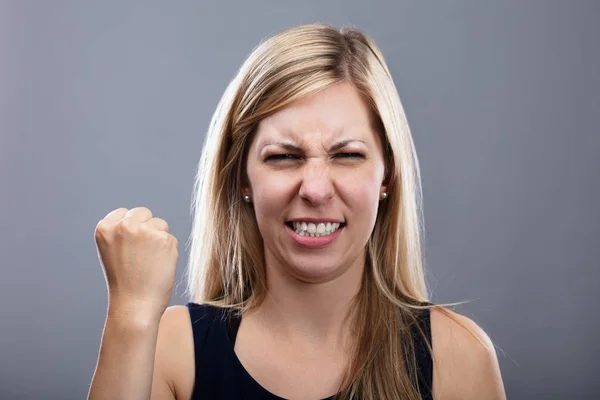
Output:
(186, 302), (433, 399)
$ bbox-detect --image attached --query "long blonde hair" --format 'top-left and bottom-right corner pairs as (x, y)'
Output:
(186, 23), (436, 400)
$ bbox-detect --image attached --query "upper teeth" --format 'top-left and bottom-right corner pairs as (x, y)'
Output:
(292, 222), (341, 237)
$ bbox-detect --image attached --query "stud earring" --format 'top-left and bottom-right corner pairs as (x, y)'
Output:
(243, 195), (251, 203)
(381, 192), (388, 200)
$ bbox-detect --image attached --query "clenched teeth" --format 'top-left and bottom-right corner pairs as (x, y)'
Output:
(291, 221), (342, 237)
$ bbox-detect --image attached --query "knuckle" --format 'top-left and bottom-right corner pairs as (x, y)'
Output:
(131, 206), (153, 217)
(94, 225), (104, 240)
(139, 224), (156, 237)
(117, 219), (138, 236)
(163, 232), (177, 246)
(161, 219), (169, 231)
(95, 221), (111, 238)
(147, 217), (168, 232)
(95, 220), (105, 231)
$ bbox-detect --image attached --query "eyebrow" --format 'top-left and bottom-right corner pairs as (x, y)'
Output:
(264, 139), (366, 152)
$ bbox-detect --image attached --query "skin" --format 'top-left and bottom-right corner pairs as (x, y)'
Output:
(90, 82), (506, 399)
(244, 81), (388, 286)
(233, 82), (389, 398)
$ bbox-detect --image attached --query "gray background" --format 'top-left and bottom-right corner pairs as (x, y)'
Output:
(1, 1), (598, 399)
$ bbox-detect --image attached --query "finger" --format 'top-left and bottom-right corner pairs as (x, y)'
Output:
(101, 208), (129, 223)
(143, 217), (169, 232)
(123, 207), (153, 223)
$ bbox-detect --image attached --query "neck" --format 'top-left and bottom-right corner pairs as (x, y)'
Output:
(254, 252), (365, 346)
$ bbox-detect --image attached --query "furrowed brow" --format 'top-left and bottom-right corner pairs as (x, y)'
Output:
(274, 142), (303, 152)
(329, 139), (366, 152)
(259, 139), (303, 151)
(262, 139), (365, 152)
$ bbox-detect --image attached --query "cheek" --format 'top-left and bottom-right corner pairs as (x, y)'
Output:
(248, 169), (295, 225)
(338, 167), (382, 208)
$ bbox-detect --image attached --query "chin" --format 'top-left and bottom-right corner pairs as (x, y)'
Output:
(285, 258), (349, 284)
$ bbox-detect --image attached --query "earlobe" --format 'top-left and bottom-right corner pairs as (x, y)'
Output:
(380, 184), (388, 200)
(241, 188), (253, 203)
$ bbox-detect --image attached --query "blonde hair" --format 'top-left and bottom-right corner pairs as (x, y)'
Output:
(186, 23), (438, 400)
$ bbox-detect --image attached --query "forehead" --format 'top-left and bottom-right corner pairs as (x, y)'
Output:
(254, 82), (378, 146)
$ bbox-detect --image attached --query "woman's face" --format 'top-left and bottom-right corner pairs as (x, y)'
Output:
(244, 82), (387, 284)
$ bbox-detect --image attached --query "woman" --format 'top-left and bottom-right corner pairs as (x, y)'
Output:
(89, 24), (505, 399)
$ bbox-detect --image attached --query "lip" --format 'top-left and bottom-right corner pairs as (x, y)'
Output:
(287, 217), (345, 224)
(285, 222), (344, 249)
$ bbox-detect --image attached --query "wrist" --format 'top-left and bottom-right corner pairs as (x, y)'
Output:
(107, 295), (165, 326)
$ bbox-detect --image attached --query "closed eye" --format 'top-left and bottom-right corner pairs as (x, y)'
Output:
(333, 152), (365, 159)
(265, 154), (300, 161)
(264, 153), (364, 161)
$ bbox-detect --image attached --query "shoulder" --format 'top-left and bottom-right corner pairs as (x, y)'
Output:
(154, 303), (227, 399)
(153, 305), (196, 400)
(429, 307), (506, 400)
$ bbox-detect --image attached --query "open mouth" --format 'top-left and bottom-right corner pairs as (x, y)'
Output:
(285, 221), (346, 237)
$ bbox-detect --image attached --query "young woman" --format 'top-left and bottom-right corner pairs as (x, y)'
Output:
(89, 24), (506, 400)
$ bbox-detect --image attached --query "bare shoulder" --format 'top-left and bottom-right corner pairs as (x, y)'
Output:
(430, 307), (506, 400)
(152, 305), (195, 400)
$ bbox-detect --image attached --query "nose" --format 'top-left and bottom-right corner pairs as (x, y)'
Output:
(298, 159), (335, 205)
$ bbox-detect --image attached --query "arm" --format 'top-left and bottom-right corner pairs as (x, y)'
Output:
(431, 307), (506, 400)
(87, 302), (176, 400)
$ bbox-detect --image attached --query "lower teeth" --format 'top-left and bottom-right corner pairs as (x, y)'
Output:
(295, 230), (337, 237)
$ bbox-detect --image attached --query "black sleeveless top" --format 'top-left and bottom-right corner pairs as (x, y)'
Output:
(186, 302), (433, 399)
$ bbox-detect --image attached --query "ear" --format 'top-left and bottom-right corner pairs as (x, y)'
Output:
(379, 186), (388, 201)
(380, 159), (396, 196)
(380, 173), (390, 196)
(240, 165), (252, 198)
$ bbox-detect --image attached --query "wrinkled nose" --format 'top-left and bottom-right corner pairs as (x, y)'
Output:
(298, 160), (335, 205)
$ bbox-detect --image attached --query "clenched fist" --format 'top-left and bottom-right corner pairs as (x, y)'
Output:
(94, 207), (178, 322)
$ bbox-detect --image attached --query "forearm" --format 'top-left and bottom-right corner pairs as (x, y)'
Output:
(88, 307), (161, 400)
